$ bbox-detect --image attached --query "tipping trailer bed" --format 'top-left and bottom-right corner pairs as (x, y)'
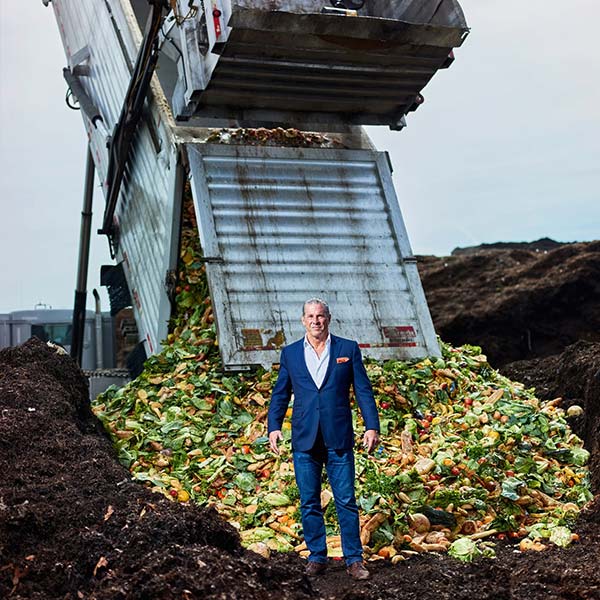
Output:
(171, 0), (468, 129)
(49, 0), (468, 368)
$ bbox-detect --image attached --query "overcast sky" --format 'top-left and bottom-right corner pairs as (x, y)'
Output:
(1, 0), (599, 313)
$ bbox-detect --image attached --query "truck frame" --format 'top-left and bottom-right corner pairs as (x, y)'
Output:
(46, 0), (469, 371)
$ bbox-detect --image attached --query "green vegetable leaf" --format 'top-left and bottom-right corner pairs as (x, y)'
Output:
(448, 537), (480, 562)
(234, 472), (257, 493)
(501, 477), (525, 501)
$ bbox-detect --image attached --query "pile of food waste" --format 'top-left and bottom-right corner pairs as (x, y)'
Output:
(205, 127), (345, 148)
(92, 193), (592, 563)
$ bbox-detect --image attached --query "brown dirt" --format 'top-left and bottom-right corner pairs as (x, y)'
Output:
(2, 239), (600, 599)
(417, 240), (600, 367)
(0, 339), (311, 600)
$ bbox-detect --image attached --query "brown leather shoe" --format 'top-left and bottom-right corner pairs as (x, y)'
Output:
(305, 561), (328, 577)
(346, 561), (370, 580)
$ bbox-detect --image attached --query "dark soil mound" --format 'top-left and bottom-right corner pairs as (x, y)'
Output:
(2, 338), (599, 599)
(0, 339), (310, 600)
(451, 237), (566, 256)
(417, 240), (600, 367)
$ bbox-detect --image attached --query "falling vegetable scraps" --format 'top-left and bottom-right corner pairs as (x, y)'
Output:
(204, 127), (345, 149)
(92, 189), (592, 563)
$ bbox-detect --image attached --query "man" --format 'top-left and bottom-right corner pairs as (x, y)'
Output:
(268, 298), (380, 580)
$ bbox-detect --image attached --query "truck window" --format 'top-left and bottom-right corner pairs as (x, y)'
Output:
(31, 324), (73, 346)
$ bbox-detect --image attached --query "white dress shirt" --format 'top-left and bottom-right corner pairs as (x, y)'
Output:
(303, 334), (331, 389)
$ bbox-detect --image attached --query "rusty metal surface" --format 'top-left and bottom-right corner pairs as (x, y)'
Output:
(51, 0), (179, 357)
(365, 0), (467, 27)
(186, 143), (440, 369)
(234, 0), (467, 27)
(174, 0), (468, 127)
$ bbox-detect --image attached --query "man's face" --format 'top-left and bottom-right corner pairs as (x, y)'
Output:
(302, 303), (331, 340)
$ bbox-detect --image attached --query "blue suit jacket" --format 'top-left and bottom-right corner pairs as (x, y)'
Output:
(267, 334), (380, 452)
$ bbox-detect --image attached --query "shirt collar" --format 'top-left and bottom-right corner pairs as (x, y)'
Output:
(304, 334), (331, 351)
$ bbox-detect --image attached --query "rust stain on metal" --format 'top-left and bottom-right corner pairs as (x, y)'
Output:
(316, 35), (403, 51)
(241, 328), (286, 350)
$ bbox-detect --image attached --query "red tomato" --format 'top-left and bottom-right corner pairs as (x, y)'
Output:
(451, 467), (461, 476)
(169, 489), (178, 497)
(380, 401), (390, 410)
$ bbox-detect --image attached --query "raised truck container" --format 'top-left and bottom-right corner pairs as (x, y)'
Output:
(47, 0), (468, 370)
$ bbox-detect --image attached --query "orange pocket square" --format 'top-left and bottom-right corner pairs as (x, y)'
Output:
(336, 357), (350, 363)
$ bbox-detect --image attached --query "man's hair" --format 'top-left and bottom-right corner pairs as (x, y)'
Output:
(302, 297), (331, 318)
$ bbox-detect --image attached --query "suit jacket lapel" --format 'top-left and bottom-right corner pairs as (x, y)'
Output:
(296, 337), (318, 390)
(319, 335), (338, 389)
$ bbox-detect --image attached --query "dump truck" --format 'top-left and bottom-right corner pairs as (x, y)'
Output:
(46, 0), (469, 372)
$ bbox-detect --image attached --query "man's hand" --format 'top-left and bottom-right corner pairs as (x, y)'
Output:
(269, 430), (283, 454)
(363, 429), (379, 453)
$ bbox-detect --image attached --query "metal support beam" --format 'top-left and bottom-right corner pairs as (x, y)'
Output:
(70, 147), (96, 366)
(92, 289), (104, 369)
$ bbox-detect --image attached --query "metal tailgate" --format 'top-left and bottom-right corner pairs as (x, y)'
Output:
(186, 143), (440, 368)
(174, 0), (468, 128)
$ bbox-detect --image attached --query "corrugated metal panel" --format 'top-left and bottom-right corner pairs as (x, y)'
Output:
(186, 144), (440, 368)
(0, 316), (10, 350)
(51, 0), (179, 356)
(175, 0), (468, 127)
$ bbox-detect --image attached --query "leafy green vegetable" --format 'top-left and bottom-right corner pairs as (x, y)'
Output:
(448, 538), (480, 562)
(501, 477), (526, 501)
(264, 493), (291, 506)
(570, 447), (590, 467)
(234, 472), (257, 493)
(549, 526), (573, 548)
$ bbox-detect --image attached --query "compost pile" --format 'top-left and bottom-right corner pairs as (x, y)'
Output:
(2, 208), (600, 599)
(0, 339), (311, 600)
(417, 239), (600, 366)
(92, 336), (593, 561)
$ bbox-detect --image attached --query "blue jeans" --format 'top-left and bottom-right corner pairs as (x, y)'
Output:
(293, 439), (363, 566)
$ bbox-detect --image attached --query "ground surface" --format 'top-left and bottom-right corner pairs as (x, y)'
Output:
(1, 240), (599, 599)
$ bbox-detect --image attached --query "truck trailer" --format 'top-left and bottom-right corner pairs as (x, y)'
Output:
(46, 0), (469, 371)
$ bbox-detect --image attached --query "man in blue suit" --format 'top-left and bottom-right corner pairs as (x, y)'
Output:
(268, 298), (380, 580)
